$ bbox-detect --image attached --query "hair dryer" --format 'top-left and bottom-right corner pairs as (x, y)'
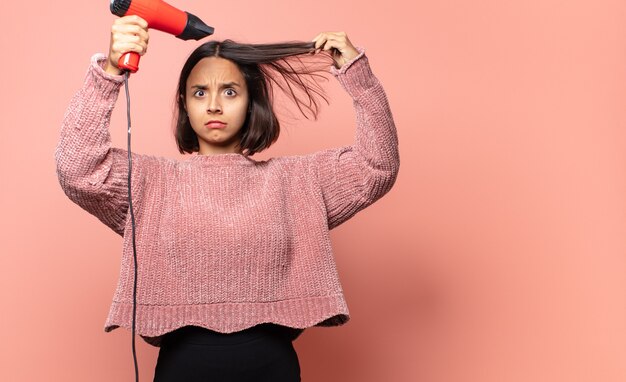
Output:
(110, 0), (214, 72)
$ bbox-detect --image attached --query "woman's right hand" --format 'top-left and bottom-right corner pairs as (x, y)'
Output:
(104, 15), (150, 75)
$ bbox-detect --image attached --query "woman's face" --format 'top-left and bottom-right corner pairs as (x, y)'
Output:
(185, 57), (249, 155)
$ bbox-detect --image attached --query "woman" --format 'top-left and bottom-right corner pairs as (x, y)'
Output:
(56, 15), (399, 382)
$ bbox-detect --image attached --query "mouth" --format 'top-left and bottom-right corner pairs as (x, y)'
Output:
(205, 120), (227, 129)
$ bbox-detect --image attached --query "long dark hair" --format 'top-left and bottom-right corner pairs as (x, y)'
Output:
(175, 40), (334, 155)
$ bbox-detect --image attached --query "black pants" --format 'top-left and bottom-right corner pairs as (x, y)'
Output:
(153, 325), (301, 382)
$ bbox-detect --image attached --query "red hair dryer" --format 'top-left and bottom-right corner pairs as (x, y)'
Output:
(110, 0), (214, 72)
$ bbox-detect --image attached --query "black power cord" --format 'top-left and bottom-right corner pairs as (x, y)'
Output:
(122, 71), (140, 382)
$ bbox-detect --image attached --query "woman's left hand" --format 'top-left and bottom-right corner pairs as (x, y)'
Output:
(312, 32), (359, 69)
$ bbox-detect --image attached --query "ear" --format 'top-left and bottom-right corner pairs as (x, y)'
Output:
(180, 94), (187, 112)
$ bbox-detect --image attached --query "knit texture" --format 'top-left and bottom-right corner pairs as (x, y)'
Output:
(56, 51), (399, 346)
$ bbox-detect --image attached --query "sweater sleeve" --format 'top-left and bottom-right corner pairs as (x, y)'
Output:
(310, 51), (400, 229)
(55, 54), (142, 236)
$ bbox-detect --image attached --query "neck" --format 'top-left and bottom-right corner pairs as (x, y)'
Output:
(197, 143), (242, 156)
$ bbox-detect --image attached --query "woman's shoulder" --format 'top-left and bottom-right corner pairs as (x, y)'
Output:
(254, 147), (349, 175)
(255, 149), (339, 167)
(122, 151), (186, 174)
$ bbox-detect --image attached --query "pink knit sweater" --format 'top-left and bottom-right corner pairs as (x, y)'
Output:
(56, 51), (399, 345)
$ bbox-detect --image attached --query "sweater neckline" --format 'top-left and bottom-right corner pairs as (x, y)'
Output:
(188, 152), (255, 165)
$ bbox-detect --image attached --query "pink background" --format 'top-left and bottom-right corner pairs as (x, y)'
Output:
(2, 0), (626, 381)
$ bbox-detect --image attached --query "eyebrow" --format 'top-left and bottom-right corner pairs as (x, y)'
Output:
(190, 82), (242, 90)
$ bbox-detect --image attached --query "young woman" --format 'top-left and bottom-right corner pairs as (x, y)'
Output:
(56, 15), (399, 382)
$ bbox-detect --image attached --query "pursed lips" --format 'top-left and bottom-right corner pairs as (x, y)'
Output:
(205, 120), (227, 129)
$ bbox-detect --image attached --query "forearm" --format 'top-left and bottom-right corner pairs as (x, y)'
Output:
(56, 54), (123, 177)
(333, 52), (400, 197)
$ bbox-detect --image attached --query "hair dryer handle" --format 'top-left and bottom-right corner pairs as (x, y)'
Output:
(118, 52), (140, 73)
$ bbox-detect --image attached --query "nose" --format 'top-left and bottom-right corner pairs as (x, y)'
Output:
(207, 94), (222, 114)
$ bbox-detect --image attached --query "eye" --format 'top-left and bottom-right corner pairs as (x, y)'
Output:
(193, 89), (206, 97)
(224, 88), (237, 97)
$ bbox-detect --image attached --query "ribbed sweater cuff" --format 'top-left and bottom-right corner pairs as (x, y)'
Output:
(331, 48), (378, 97)
(86, 53), (125, 99)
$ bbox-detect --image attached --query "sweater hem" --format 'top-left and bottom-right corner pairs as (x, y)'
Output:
(104, 295), (350, 346)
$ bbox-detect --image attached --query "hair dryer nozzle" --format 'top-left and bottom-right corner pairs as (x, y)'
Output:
(110, 0), (131, 16)
(177, 12), (214, 40)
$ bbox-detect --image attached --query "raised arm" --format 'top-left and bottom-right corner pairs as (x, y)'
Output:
(55, 16), (150, 235)
(309, 32), (400, 229)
